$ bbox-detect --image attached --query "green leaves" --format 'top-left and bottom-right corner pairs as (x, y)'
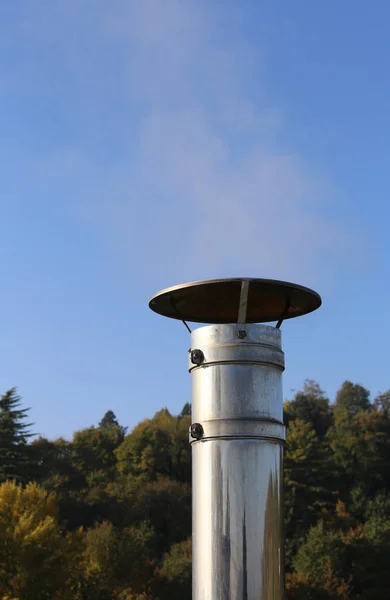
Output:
(284, 380), (332, 438)
(286, 380), (390, 599)
(1, 383), (390, 599)
(115, 410), (191, 483)
(84, 520), (154, 596)
(334, 381), (371, 423)
(153, 538), (192, 600)
(0, 389), (34, 484)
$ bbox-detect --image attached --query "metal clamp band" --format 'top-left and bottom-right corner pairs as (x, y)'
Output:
(189, 419), (285, 443)
(188, 344), (285, 372)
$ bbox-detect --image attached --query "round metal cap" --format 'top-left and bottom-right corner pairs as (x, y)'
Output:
(149, 278), (321, 324)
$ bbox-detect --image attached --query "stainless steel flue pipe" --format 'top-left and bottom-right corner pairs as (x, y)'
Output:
(149, 278), (321, 600)
(189, 323), (285, 600)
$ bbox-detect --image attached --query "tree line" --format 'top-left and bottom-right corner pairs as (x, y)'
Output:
(0, 381), (389, 599)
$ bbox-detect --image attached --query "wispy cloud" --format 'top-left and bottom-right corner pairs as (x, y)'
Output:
(2, 0), (362, 289)
(99, 0), (359, 287)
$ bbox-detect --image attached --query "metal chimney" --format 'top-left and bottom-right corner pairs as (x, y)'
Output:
(149, 278), (321, 600)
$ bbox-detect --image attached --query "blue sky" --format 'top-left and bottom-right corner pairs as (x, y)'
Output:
(0, 1), (389, 439)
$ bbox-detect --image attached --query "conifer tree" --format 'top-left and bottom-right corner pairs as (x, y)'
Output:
(0, 388), (33, 482)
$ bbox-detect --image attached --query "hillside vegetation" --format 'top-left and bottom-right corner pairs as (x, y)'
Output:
(0, 381), (389, 599)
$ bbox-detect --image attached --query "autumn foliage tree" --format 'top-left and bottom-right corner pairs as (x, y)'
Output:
(0, 480), (83, 599)
(0, 388), (389, 599)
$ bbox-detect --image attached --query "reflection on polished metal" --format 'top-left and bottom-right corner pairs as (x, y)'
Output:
(191, 324), (285, 600)
(149, 278), (321, 600)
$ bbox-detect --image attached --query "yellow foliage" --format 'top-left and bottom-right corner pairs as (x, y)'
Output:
(0, 480), (84, 599)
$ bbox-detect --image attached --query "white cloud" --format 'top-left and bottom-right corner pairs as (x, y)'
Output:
(91, 0), (359, 289)
(2, 0), (363, 290)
